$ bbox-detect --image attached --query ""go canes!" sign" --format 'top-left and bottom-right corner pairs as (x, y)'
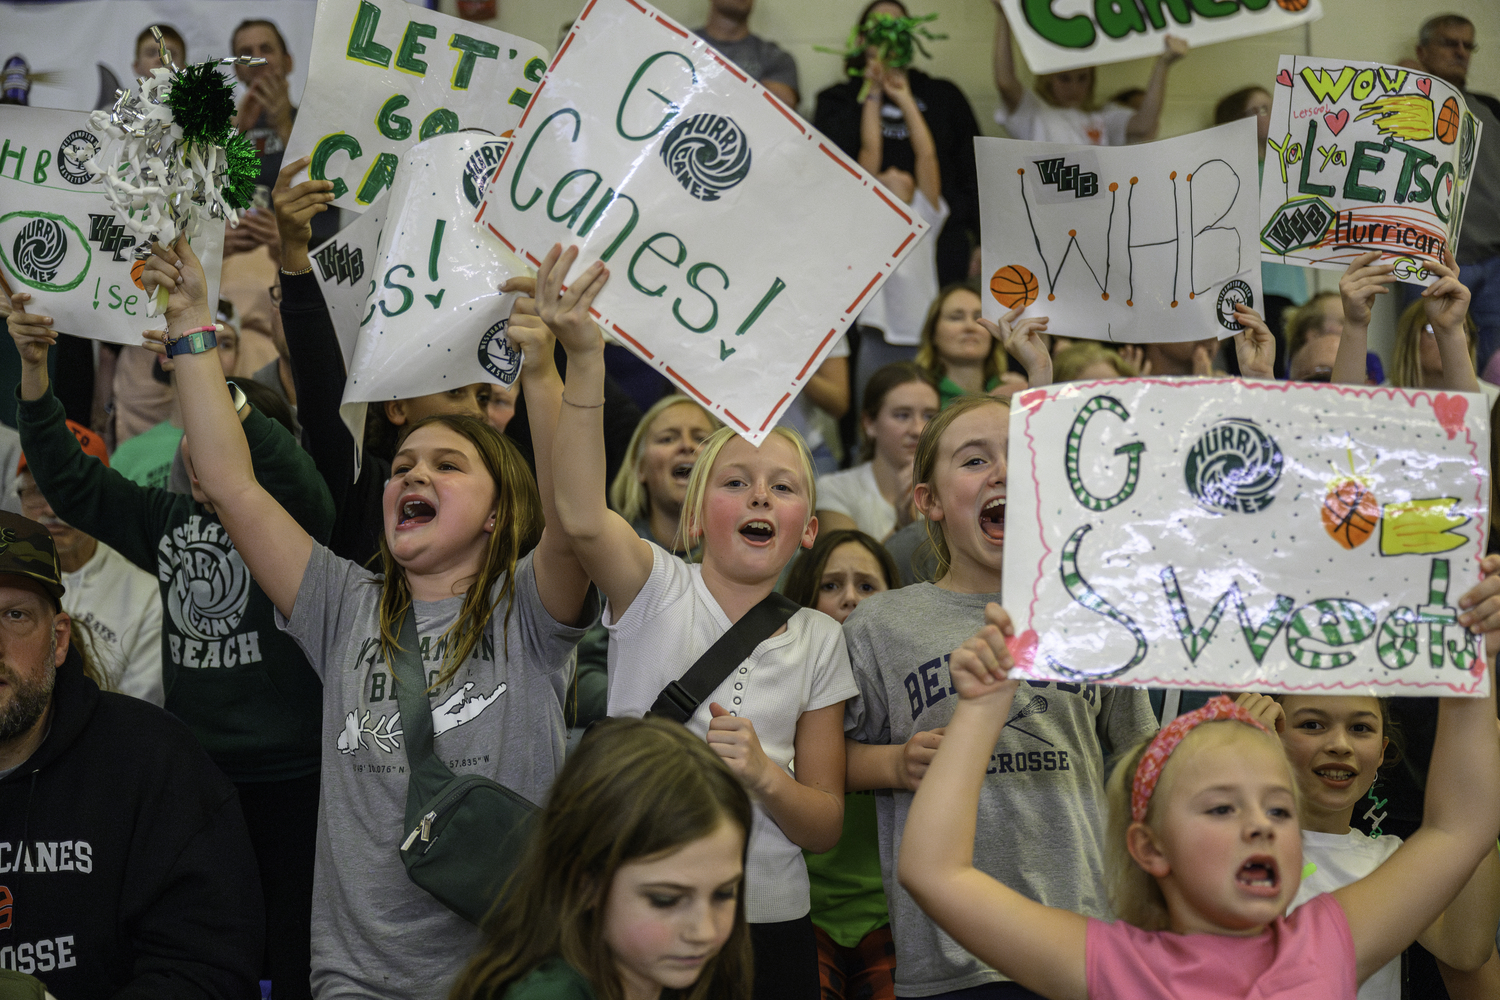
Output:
(1002, 378), (1490, 696)
(475, 0), (927, 446)
(284, 0), (548, 214)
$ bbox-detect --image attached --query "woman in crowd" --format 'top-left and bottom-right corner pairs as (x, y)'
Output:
(610, 396), (721, 553)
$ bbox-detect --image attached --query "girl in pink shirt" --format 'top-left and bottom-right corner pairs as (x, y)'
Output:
(896, 591), (1500, 1000)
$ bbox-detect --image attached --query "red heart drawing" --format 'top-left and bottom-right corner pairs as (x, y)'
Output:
(1324, 109), (1350, 135)
(1007, 630), (1039, 671)
(1276, 68), (1293, 87)
(1417, 76), (1432, 96)
(1434, 392), (1467, 440)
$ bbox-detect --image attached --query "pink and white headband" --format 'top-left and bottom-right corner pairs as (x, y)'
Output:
(1130, 695), (1270, 823)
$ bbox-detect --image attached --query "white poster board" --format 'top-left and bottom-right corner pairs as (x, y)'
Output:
(0, 105), (222, 346)
(283, 0), (548, 213)
(996, 0), (1322, 75)
(1259, 55), (1482, 286)
(978, 120), (1262, 344)
(474, 0), (927, 445)
(317, 133), (530, 452)
(1002, 378), (1490, 696)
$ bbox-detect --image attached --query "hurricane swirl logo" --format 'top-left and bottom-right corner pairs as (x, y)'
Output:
(168, 541), (252, 641)
(461, 139), (509, 208)
(1184, 418), (1283, 515)
(58, 129), (100, 185)
(13, 218), (67, 284)
(659, 114), (751, 202)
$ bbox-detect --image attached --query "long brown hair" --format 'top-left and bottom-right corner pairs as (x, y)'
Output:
(858, 362), (939, 462)
(450, 717), (754, 1000)
(376, 415), (542, 687)
(911, 394), (1009, 580)
(783, 529), (899, 608)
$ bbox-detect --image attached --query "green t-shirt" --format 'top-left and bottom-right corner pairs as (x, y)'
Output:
(937, 375), (999, 409)
(804, 791), (890, 947)
(503, 958), (598, 1000)
(110, 421), (183, 489)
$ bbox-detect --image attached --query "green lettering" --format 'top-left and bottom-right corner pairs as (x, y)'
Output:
(1138, 0), (1193, 29)
(1386, 138), (1438, 205)
(310, 133), (361, 199)
(1343, 140), (1388, 203)
(546, 169), (602, 229)
(122, 293), (137, 315)
(1021, 0), (1095, 49)
(523, 56), (546, 82)
(427, 218), (445, 281)
(30, 149), (50, 185)
(360, 279), (377, 327)
(1431, 162), (1454, 223)
(1296, 121), (1335, 198)
(355, 152), (400, 205)
(346, 0), (392, 68)
(376, 94), (412, 141)
(418, 108), (460, 139)
(735, 277), (786, 336)
(1187, 0), (1238, 16)
(628, 232), (686, 297)
(379, 264), (415, 317)
(675, 262), (728, 333)
(1096, 0), (1147, 39)
(1240, 0), (1270, 7)
(616, 51), (696, 141)
(0, 140), (26, 180)
(510, 108), (580, 212)
(449, 33), (499, 89)
(395, 21), (437, 75)
(581, 190), (641, 262)
(1065, 396), (1145, 511)
(508, 88), (534, 109)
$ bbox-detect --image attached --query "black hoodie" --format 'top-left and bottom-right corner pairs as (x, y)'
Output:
(0, 650), (263, 999)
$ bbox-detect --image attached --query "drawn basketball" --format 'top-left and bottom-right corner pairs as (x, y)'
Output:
(989, 265), (1038, 310)
(1436, 96), (1461, 145)
(130, 257), (146, 290)
(1274, 0), (1310, 10)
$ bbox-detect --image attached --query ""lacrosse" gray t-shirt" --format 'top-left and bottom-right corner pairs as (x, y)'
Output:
(842, 583), (1157, 997)
(280, 544), (594, 1000)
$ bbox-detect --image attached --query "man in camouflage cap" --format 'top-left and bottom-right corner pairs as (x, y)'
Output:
(0, 509), (264, 998)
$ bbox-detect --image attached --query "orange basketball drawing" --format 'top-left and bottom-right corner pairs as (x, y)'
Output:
(990, 265), (1038, 310)
(1275, 0), (1310, 10)
(1436, 96), (1461, 144)
(130, 258), (147, 290)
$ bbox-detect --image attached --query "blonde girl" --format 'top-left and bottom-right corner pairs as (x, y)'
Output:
(1334, 249), (1477, 392)
(545, 245), (855, 1000)
(900, 593), (1500, 1000)
(451, 717), (754, 1000)
(138, 238), (595, 1000)
(609, 396), (721, 551)
(842, 394), (1157, 998)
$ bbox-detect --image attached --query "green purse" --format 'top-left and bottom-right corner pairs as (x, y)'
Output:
(392, 607), (537, 925)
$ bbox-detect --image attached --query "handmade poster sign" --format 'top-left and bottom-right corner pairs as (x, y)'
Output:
(978, 120), (1262, 344)
(1259, 55), (1482, 286)
(474, 0), (928, 445)
(0, 105), (222, 346)
(283, 0), (548, 213)
(324, 133), (530, 454)
(1002, 378), (1490, 695)
(995, 0), (1322, 75)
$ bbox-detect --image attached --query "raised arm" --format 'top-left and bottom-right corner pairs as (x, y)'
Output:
(1332, 251), (1395, 385)
(884, 68), (941, 209)
(898, 604), (1088, 1000)
(545, 245), (655, 617)
(141, 238), (312, 618)
(858, 64), (886, 176)
(504, 276), (594, 628)
(990, 1), (1024, 114)
(1422, 252), (1481, 392)
(1125, 36), (1188, 144)
(980, 305), (1052, 387)
(1419, 844), (1500, 970)
(1336, 554), (1500, 983)
(1232, 304), (1277, 380)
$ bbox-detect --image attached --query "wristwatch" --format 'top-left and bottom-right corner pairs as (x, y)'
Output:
(165, 325), (218, 357)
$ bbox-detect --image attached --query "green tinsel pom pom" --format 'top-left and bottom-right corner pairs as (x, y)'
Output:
(814, 12), (946, 102)
(220, 133), (260, 210)
(165, 63), (237, 146)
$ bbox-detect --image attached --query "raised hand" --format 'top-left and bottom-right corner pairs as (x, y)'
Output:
(7, 293), (56, 367)
(707, 702), (774, 793)
(948, 602), (1019, 705)
(1191, 340), (1214, 376)
(902, 728), (946, 790)
(223, 208), (278, 258)
(273, 156), (336, 268)
(500, 274), (557, 379)
(534, 244), (608, 357)
(1459, 555), (1500, 645)
(1422, 249), (1471, 337)
(1232, 691), (1285, 731)
(1338, 251), (1397, 327)
(1232, 305), (1276, 380)
(979, 304), (1052, 386)
(140, 235), (211, 327)
(1118, 344), (1151, 377)
(1162, 34), (1188, 64)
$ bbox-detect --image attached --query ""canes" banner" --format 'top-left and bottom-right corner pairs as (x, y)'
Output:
(474, 0), (927, 446)
(1002, 378), (1490, 695)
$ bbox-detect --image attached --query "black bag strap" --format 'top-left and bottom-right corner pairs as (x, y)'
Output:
(390, 607), (457, 831)
(650, 591), (800, 723)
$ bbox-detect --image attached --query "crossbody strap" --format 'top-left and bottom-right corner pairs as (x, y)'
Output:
(650, 591), (801, 723)
(390, 606), (456, 831)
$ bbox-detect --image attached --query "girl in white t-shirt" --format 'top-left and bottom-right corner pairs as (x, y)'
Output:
(544, 244), (857, 1000)
(991, 0), (1186, 146)
(817, 362), (939, 541)
(1272, 694), (1500, 1000)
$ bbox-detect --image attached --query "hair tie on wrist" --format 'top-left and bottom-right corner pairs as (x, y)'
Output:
(562, 395), (606, 409)
(1130, 695), (1270, 823)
